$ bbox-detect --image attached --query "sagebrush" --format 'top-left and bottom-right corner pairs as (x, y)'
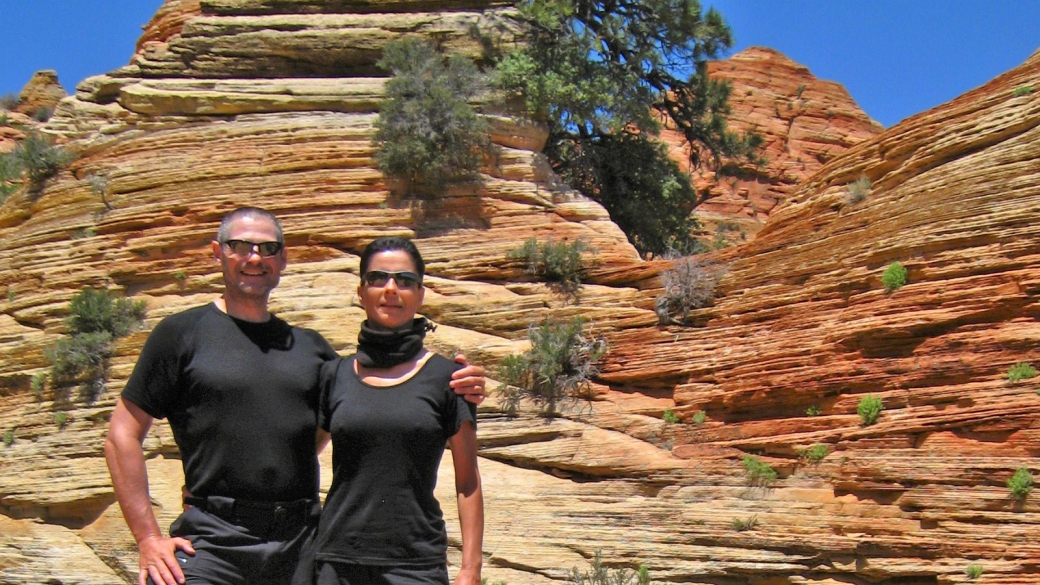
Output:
(46, 288), (146, 400)
(570, 550), (649, 585)
(1, 131), (75, 195)
(508, 237), (593, 298)
(497, 317), (608, 415)
(846, 175), (871, 204)
(656, 254), (726, 324)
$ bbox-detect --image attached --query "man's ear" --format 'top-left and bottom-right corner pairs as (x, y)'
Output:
(211, 240), (222, 263)
(277, 246), (288, 270)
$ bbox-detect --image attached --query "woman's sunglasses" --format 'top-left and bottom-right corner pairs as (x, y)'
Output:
(361, 270), (422, 290)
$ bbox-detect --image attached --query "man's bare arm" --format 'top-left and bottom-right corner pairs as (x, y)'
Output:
(451, 353), (487, 404)
(106, 398), (194, 585)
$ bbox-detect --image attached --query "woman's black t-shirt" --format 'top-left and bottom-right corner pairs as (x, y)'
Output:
(314, 354), (476, 566)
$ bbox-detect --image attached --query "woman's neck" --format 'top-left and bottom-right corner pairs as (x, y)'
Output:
(355, 350), (432, 386)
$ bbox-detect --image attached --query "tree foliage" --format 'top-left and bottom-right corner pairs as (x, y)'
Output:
(374, 38), (490, 195)
(494, 0), (761, 257)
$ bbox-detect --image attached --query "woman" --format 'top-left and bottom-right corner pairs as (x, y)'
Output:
(311, 237), (483, 585)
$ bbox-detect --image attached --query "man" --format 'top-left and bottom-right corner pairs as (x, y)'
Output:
(105, 207), (486, 585)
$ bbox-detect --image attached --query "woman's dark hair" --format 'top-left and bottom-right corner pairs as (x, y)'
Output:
(359, 237), (425, 278)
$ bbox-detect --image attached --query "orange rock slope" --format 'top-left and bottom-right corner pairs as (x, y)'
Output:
(1, 1), (1039, 583)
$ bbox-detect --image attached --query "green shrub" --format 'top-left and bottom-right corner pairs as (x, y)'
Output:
(1012, 85), (1033, 97)
(965, 564), (983, 580)
(497, 317), (608, 415)
(691, 410), (707, 425)
(32, 106), (53, 122)
(846, 175), (871, 204)
(1007, 362), (1037, 382)
(1007, 467), (1033, 500)
(881, 262), (908, 292)
(0, 152), (21, 203)
(730, 515), (757, 532)
(46, 288), (146, 399)
(54, 411), (69, 428)
(806, 405), (822, 417)
(5, 131), (76, 193)
(662, 409), (679, 424)
(2, 429), (13, 447)
(798, 444), (829, 463)
(174, 270), (188, 281)
(373, 38), (490, 194)
(742, 456), (777, 486)
(857, 394), (883, 426)
(508, 237), (593, 298)
(570, 550), (649, 585)
(30, 372), (47, 399)
(655, 254), (726, 325)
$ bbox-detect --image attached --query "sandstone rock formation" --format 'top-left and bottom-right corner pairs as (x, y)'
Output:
(12, 70), (68, 118)
(661, 47), (883, 245)
(1, 1), (1039, 584)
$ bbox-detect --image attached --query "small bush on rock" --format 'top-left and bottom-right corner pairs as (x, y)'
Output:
(857, 394), (883, 426)
(655, 254), (726, 325)
(569, 550), (649, 585)
(46, 287), (146, 401)
(742, 455), (777, 486)
(881, 261), (908, 292)
(1007, 467), (1033, 501)
(497, 316), (608, 415)
(846, 175), (871, 204)
(1007, 362), (1037, 382)
(508, 237), (593, 298)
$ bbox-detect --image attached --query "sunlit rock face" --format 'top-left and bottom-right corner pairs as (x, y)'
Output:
(1, 0), (1038, 582)
(662, 46), (883, 245)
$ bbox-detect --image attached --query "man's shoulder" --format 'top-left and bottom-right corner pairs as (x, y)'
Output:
(151, 303), (215, 334)
(277, 318), (337, 357)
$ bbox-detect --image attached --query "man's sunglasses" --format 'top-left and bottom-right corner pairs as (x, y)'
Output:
(361, 270), (423, 290)
(223, 239), (284, 257)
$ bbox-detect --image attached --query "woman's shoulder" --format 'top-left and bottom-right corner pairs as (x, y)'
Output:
(422, 352), (462, 375)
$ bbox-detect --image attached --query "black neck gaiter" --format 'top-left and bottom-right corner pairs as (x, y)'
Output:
(356, 317), (434, 368)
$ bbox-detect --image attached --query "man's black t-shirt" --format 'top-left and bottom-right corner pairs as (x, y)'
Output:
(121, 303), (337, 502)
(314, 354), (476, 566)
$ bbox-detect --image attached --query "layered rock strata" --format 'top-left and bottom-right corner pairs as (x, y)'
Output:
(661, 47), (883, 244)
(1, 2), (1039, 584)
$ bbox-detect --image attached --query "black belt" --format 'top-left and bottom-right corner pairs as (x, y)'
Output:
(184, 495), (316, 523)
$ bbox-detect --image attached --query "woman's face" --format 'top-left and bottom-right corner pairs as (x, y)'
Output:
(358, 249), (425, 330)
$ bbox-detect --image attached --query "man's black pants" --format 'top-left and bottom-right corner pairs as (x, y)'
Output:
(150, 495), (320, 585)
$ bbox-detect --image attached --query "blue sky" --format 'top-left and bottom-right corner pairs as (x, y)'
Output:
(1, 1), (1038, 128)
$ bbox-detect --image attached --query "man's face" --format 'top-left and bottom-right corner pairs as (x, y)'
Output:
(211, 215), (286, 302)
